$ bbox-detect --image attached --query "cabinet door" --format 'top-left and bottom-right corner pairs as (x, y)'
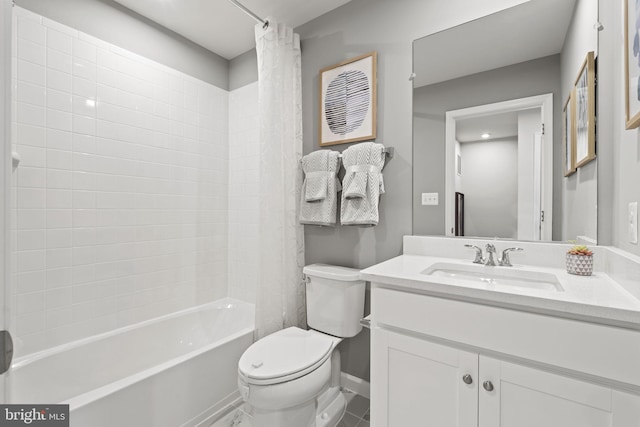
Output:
(479, 356), (640, 427)
(371, 329), (478, 427)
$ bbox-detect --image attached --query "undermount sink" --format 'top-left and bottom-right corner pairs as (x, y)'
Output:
(421, 262), (563, 292)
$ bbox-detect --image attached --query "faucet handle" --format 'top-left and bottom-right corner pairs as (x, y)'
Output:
(499, 247), (524, 267)
(464, 244), (484, 264)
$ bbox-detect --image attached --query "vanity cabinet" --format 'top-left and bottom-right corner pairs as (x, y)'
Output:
(370, 286), (640, 427)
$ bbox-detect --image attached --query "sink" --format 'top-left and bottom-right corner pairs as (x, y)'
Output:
(421, 262), (563, 292)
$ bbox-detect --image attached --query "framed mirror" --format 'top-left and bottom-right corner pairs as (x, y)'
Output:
(412, 0), (598, 243)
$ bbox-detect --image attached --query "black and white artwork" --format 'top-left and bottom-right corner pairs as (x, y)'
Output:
(319, 52), (377, 146)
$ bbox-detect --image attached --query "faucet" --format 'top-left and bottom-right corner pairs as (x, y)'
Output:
(464, 244), (484, 264)
(465, 243), (524, 266)
(484, 244), (497, 266)
(498, 247), (524, 267)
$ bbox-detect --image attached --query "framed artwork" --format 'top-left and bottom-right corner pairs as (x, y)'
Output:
(319, 52), (377, 146)
(574, 51), (596, 168)
(625, 0), (640, 129)
(563, 89), (576, 177)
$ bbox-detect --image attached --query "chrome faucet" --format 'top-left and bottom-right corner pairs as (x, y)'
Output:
(465, 243), (524, 266)
(484, 244), (497, 266)
(498, 247), (524, 267)
(464, 244), (484, 264)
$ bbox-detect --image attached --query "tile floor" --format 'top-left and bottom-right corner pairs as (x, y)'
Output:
(209, 390), (370, 427)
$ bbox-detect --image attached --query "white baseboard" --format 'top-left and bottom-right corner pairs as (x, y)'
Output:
(340, 372), (370, 399)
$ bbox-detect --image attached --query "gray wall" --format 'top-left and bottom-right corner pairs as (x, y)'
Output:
(599, 0), (640, 255)
(413, 55), (562, 238)
(296, 0), (527, 382)
(559, 0), (598, 243)
(15, 0), (229, 89)
(461, 139), (518, 238)
(229, 49), (258, 90)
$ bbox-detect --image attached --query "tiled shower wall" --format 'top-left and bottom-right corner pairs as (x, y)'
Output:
(227, 82), (259, 304)
(10, 8), (229, 356)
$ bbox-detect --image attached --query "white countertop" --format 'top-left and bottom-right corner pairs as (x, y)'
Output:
(361, 254), (640, 329)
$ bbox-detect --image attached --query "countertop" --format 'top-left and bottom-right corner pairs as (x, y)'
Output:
(361, 254), (640, 330)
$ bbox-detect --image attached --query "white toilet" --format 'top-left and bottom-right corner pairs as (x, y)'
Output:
(237, 264), (366, 427)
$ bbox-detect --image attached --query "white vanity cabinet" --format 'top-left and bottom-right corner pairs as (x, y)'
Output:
(370, 286), (640, 427)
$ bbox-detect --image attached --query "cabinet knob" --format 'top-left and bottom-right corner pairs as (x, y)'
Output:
(483, 380), (494, 392)
(462, 374), (473, 384)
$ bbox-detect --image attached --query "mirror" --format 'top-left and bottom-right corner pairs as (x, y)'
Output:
(412, 0), (598, 243)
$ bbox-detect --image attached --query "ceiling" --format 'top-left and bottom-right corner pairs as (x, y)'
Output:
(113, 0), (353, 60)
(413, 0), (577, 88)
(456, 111), (520, 143)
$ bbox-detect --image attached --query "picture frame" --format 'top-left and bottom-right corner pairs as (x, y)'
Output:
(319, 52), (377, 146)
(625, 0), (640, 129)
(574, 51), (596, 168)
(563, 88), (576, 177)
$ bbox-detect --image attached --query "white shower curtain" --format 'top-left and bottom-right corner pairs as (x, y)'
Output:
(254, 20), (305, 339)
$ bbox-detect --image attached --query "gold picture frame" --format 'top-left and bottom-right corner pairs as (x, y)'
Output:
(574, 51), (596, 168)
(319, 52), (377, 146)
(625, 0), (640, 129)
(563, 88), (576, 177)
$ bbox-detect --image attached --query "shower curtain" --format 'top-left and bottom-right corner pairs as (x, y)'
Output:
(254, 20), (305, 339)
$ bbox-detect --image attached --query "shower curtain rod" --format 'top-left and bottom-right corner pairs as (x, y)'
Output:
(228, 0), (269, 29)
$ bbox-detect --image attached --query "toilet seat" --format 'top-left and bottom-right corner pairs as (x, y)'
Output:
(238, 327), (334, 386)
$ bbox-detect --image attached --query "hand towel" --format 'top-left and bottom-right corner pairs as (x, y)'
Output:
(299, 150), (341, 226)
(340, 142), (386, 226)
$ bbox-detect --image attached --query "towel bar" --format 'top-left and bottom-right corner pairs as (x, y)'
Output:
(337, 146), (394, 160)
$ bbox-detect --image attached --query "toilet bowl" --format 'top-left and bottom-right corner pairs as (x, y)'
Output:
(237, 264), (366, 427)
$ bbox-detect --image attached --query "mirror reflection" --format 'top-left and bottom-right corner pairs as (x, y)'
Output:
(412, 0), (598, 243)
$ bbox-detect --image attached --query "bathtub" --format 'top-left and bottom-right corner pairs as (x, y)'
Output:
(9, 298), (255, 427)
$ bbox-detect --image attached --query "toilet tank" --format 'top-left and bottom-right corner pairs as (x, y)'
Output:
(303, 264), (366, 338)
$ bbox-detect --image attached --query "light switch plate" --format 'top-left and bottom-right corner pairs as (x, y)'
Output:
(422, 192), (439, 206)
(630, 202), (638, 244)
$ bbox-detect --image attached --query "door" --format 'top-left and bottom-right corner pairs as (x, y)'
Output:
(371, 329), (477, 427)
(479, 356), (640, 427)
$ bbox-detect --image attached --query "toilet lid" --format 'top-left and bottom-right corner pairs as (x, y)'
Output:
(238, 327), (333, 384)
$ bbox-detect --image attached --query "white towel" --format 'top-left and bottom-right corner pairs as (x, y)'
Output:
(300, 150), (341, 226)
(340, 142), (385, 226)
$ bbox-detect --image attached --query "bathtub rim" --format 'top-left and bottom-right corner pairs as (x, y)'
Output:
(12, 297), (254, 369)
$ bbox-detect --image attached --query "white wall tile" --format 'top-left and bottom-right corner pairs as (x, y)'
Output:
(17, 123), (46, 147)
(16, 270), (46, 294)
(46, 149), (72, 170)
(73, 38), (97, 63)
(47, 29), (73, 54)
(47, 49), (72, 74)
(18, 16), (45, 45)
(47, 69), (72, 93)
(46, 229), (72, 249)
(47, 89), (72, 112)
(17, 102), (45, 127)
(11, 8), (229, 357)
(46, 108), (72, 132)
(17, 166), (46, 187)
(72, 58), (96, 82)
(17, 210), (46, 230)
(46, 210), (72, 229)
(17, 81), (46, 107)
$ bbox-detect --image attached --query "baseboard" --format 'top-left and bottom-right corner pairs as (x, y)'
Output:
(340, 372), (370, 399)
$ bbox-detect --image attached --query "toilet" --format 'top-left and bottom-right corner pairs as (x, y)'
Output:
(237, 264), (366, 427)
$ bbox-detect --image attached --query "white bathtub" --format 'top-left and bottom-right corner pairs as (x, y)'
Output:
(9, 298), (254, 427)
